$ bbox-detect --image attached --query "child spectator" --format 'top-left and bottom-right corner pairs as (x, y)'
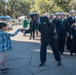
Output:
(0, 22), (20, 72)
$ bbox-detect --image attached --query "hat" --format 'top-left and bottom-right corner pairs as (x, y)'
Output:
(50, 13), (54, 16)
(29, 12), (38, 16)
(70, 10), (75, 13)
(55, 12), (60, 15)
(59, 12), (65, 15)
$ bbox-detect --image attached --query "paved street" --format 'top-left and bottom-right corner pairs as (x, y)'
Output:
(0, 25), (76, 75)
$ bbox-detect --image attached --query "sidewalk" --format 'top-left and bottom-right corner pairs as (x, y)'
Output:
(0, 25), (76, 75)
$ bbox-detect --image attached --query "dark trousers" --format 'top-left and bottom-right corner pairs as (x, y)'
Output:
(40, 38), (61, 63)
(29, 30), (39, 39)
(58, 34), (65, 53)
(30, 30), (35, 39)
(70, 37), (76, 53)
(66, 37), (71, 50)
(35, 29), (38, 36)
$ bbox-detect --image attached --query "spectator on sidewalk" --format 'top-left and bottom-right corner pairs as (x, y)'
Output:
(22, 16), (29, 36)
(0, 22), (20, 72)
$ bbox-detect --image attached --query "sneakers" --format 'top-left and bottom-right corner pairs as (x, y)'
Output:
(1, 68), (10, 72)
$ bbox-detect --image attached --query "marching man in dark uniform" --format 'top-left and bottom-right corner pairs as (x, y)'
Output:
(66, 10), (76, 51)
(21, 12), (61, 67)
(49, 13), (54, 23)
(70, 22), (76, 55)
(56, 12), (67, 55)
(52, 12), (60, 27)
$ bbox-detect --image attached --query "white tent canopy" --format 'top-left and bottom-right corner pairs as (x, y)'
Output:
(18, 16), (25, 19)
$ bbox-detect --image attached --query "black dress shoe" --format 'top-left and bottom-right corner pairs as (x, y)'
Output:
(57, 61), (61, 66)
(70, 53), (73, 56)
(39, 62), (45, 67)
(60, 52), (63, 55)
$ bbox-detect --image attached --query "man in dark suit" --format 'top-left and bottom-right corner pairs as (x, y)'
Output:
(21, 12), (61, 67)
(66, 10), (76, 53)
(29, 21), (39, 40)
(52, 12), (60, 27)
(70, 23), (76, 55)
(29, 21), (35, 40)
(56, 12), (67, 55)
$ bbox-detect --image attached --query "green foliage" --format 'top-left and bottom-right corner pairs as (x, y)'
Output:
(0, 0), (76, 18)
(0, 0), (6, 15)
(30, 0), (63, 15)
(0, 0), (32, 18)
(56, 0), (71, 12)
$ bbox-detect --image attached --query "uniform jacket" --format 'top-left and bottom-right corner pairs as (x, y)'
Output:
(25, 16), (57, 43)
(52, 18), (59, 27)
(56, 18), (67, 34)
(67, 16), (76, 33)
(70, 24), (76, 37)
